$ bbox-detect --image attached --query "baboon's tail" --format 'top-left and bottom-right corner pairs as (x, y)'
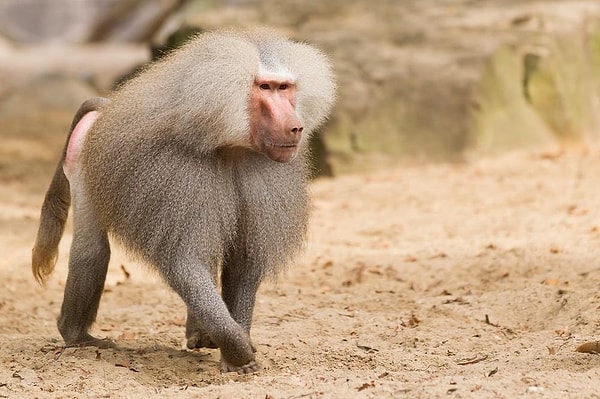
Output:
(32, 97), (110, 284)
(32, 161), (71, 284)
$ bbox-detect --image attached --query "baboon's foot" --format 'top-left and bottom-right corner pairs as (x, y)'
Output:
(220, 358), (260, 375)
(64, 334), (115, 349)
(186, 331), (218, 349)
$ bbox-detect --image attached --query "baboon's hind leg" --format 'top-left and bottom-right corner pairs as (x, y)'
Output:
(57, 187), (111, 347)
(185, 307), (218, 349)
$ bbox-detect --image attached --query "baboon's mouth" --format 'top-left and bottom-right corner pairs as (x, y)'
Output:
(263, 140), (299, 163)
(265, 141), (298, 149)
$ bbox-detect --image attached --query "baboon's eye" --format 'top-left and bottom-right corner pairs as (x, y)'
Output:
(259, 83), (270, 90)
(279, 84), (288, 90)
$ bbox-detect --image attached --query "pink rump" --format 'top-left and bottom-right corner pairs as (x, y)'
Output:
(64, 111), (100, 177)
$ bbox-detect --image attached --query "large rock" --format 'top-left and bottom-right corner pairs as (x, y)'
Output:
(0, 43), (148, 98)
(0, 0), (185, 43)
(3, 0), (599, 176)
(186, 0), (600, 173)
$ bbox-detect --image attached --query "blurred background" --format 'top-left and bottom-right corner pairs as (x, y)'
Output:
(1, 0), (600, 176)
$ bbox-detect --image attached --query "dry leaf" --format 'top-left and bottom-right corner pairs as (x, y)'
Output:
(367, 266), (384, 275)
(321, 260), (334, 269)
(115, 360), (139, 372)
(484, 314), (500, 327)
(567, 205), (590, 216)
(457, 354), (488, 365)
(169, 317), (187, 327)
(116, 360), (131, 368)
(471, 385), (482, 392)
(576, 342), (600, 354)
(542, 279), (560, 286)
(442, 297), (467, 305)
(118, 331), (137, 340)
(537, 150), (563, 161)
(430, 252), (447, 259)
(356, 343), (379, 353)
(356, 381), (375, 391)
(120, 265), (131, 280)
(401, 313), (420, 328)
(77, 368), (91, 377)
(555, 328), (571, 339)
(97, 324), (114, 332)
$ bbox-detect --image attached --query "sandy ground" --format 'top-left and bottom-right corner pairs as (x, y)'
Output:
(2, 112), (600, 398)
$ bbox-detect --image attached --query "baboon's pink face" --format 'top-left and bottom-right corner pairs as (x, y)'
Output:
(249, 75), (303, 163)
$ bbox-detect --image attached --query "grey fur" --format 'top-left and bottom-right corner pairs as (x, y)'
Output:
(32, 28), (335, 374)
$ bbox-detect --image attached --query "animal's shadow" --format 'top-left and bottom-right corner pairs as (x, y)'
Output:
(48, 338), (244, 387)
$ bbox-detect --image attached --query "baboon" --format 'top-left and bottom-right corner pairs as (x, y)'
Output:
(32, 28), (336, 374)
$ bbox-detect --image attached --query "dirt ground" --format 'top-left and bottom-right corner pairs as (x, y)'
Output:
(2, 111), (600, 398)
